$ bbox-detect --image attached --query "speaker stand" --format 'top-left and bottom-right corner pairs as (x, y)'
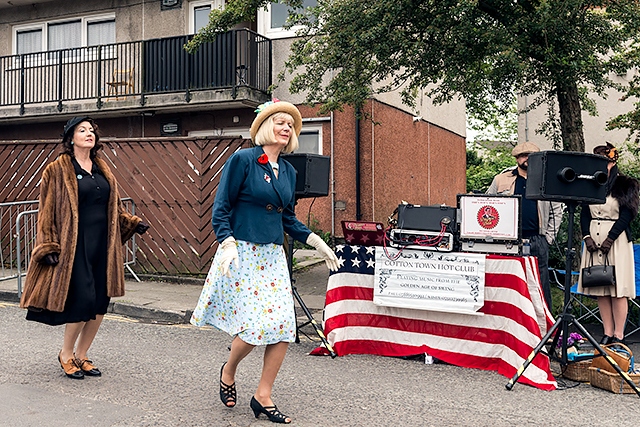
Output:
(505, 202), (640, 396)
(285, 234), (337, 358)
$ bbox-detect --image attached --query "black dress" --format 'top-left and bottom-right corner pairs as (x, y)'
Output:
(27, 158), (111, 325)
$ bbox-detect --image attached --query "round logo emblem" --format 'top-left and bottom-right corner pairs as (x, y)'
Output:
(477, 205), (499, 229)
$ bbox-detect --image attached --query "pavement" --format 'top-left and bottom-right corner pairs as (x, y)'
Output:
(2, 247), (639, 355)
(0, 249), (328, 325)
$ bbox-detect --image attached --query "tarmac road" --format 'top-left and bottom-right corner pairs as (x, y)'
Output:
(1, 257), (640, 426)
(1, 299), (640, 426)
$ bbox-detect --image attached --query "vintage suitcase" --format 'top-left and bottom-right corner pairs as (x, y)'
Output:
(396, 203), (457, 234)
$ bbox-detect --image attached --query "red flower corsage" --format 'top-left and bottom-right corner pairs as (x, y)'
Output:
(257, 153), (269, 164)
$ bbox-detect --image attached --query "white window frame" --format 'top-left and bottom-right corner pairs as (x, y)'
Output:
(189, 0), (225, 34)
(296, 123), (322, 154)
(188, 124), (321, 153)
(13, 13), (116, 55)
(257, 0), (316, 39)
(189, 128), (251, 139)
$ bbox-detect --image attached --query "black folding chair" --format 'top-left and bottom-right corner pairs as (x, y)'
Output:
(549, 268), (602, 325)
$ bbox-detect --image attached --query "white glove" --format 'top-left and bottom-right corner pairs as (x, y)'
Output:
(218, 236), (239, 278)
(306, 233), (339, 271)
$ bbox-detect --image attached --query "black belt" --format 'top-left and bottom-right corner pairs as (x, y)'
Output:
(592, 218), (616, 221)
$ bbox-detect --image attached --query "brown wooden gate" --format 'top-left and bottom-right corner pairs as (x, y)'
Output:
(0, 137), (250, 275)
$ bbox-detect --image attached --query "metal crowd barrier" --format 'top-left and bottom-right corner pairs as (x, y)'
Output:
(15, 209), (38, 297)
(4, 198), (140, 297)
(120, 198), (141, 283)
(0, 200), (39, 285)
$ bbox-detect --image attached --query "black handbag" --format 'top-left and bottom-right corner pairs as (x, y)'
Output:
(581, 253), (616, 288)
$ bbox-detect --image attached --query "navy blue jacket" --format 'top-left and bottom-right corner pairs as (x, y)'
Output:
(212, 146), (311, 245)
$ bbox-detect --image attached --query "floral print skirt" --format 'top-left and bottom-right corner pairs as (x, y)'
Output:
(190, 240), (296, 345)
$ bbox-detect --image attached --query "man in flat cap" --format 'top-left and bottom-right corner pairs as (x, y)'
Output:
(487, 142), (563, 311)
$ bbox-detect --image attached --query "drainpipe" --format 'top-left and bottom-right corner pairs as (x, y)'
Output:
(371, 101), (375, 219)
(427, 122), (431, 204)
(355, 108), (362, 220)
(330, 110), (335, 239)
(524, 95), (529, 142)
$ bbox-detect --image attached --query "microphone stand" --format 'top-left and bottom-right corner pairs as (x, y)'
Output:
(285, 233), (337, 358)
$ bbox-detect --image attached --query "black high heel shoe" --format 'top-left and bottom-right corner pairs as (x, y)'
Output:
(219, 363), (236, 408)
(611, 336), (627, 345)
(250, 396), (291, 424)
(599, 335), (613, 345)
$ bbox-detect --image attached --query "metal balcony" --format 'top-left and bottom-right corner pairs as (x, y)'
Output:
(0, 29), (272, 120)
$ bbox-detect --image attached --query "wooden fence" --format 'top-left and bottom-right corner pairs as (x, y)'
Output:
(0, 137), (249, 275)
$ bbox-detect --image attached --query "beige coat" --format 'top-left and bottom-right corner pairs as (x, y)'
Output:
(20, 154), (141, 312)
(578, 197), (635, 298)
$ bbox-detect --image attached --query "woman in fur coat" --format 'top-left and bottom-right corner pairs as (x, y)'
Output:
(578, 142), (640, 345)
(20, 117), (149, 379)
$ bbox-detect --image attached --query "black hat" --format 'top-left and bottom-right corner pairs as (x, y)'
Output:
(62, 116), (91, 140)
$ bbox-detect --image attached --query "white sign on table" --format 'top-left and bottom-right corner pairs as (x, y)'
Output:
(374, 248), (486, 315)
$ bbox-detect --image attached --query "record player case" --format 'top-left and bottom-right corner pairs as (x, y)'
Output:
(457, 194), (523, 255)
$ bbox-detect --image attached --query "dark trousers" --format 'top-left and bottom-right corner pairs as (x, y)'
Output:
(530, 234), (551, 311)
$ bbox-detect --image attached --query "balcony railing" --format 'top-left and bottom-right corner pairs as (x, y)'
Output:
(0, 29), (272, 114)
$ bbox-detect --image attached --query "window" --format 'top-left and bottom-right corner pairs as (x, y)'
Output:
(13, 14), (115, 55)
(16, 30), (42, 55)
(189, 0), (225, 34)
(194, 6), (211, 33)
(296, 125), (322, 154)
(188, 125), (321, 153)
(48, 21), (82, 51)
(87, 20), (116, 46)
(188, 128), (252, 139)
(257, 0), (317, 39)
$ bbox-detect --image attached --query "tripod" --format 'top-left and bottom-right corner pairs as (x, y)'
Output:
(505, 202), (640, 395)
(285, 234), (337, 358)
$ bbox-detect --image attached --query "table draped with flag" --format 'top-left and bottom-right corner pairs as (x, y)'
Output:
(321, 245), (557, 391)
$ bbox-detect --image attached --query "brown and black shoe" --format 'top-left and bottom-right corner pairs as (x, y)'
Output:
(58, 353), (84, 379)
(74, 355), (102, 377)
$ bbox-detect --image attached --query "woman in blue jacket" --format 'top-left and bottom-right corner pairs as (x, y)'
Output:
(191, 100), (338, 424)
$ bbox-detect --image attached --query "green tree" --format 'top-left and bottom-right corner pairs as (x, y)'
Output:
(607, 76), (640, 143)
(189, 1), (640, 152)
(467, 96), (519, 144)
(466, 145), (515, 193)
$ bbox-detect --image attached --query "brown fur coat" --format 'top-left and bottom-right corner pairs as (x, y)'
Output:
(20, 154), (141, 312)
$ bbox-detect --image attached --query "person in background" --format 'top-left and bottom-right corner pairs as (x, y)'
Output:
(20, 117), (149, 379)
(487, 142), (563, 311)
(190, 100), (338, 424)
(578, 142), (639, 344)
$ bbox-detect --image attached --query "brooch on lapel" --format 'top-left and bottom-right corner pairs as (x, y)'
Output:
(77, 174), (83, 180)
(257, 153), (269, 165)
(264, 173), (271, 184)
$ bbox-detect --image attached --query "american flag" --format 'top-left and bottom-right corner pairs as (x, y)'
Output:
(322, 245), (557, 391)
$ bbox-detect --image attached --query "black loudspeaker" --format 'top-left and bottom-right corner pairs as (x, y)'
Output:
(526, 151), (609, 204)
(281, 153), (331, 198)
